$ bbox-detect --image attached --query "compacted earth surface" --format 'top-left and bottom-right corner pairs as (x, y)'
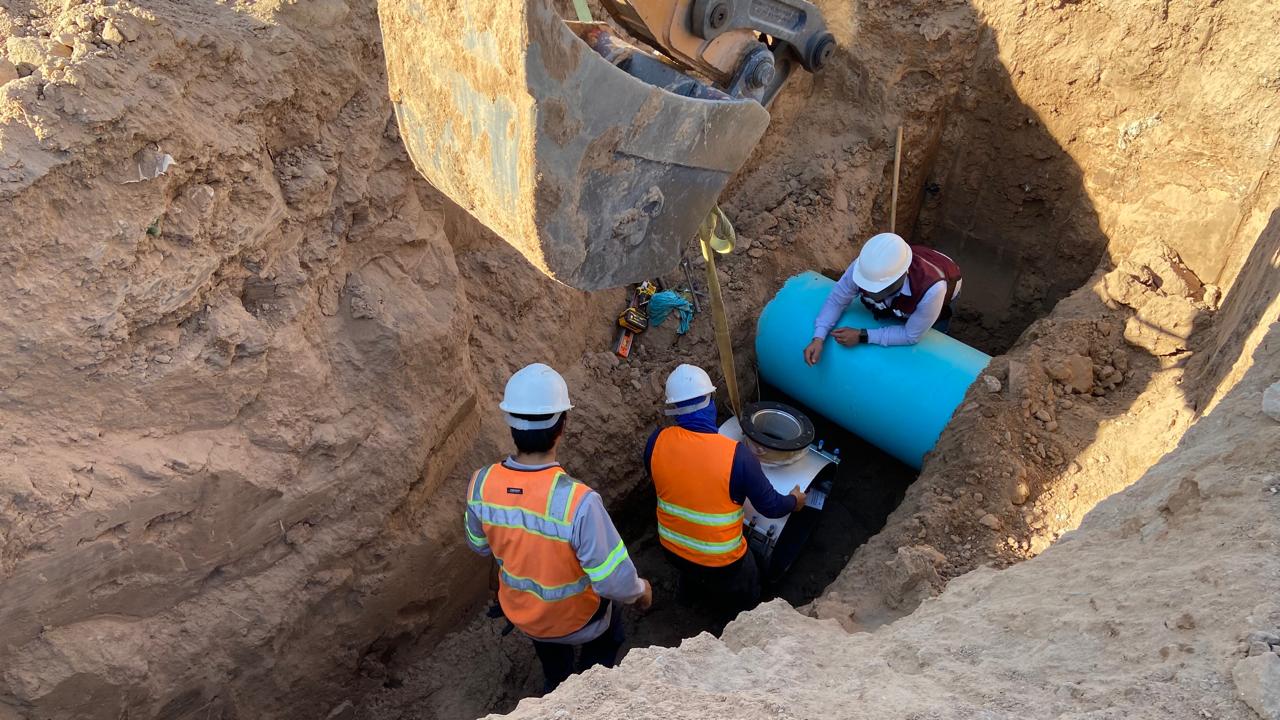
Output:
(0, 0), (1277, 719)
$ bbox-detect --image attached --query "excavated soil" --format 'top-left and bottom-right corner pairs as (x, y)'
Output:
(0, 0), (1277, 719)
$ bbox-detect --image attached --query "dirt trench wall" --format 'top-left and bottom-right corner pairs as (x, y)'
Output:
(809, 0), (1280, 631)
(915, 0), (1280, 349)
(0, 2), (485, 716)
(0, 0), (628, 716)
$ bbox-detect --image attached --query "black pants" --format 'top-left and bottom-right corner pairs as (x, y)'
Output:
(664, 548), (761, 624)
(530, 600), (624, 694)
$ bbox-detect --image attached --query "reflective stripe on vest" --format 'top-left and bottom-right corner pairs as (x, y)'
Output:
(656, 498), (743, 528)
(658, 524), (746, 555)
(650, 427), (748, 567)
(582, 539), (629, 583)
(497, 563), (592, 601)
(472, 464), (600, 638)
(463, 511), (489, 548)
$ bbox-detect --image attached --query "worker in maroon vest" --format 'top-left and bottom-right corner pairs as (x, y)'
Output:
(804, 232), (962, 365)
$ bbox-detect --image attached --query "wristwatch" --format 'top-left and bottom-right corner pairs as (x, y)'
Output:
(859, 329), (869, 344)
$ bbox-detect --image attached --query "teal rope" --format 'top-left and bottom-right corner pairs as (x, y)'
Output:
(648, 290), (693, 334)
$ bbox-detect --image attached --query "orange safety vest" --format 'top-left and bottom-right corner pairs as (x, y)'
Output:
(467, 463), (601, 639)
(650, 427), (747, 567)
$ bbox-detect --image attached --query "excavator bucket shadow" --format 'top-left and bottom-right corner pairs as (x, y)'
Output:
(379, 0), (770, 291)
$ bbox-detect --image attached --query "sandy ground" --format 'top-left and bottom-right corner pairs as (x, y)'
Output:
(0, 0), (1277, 718)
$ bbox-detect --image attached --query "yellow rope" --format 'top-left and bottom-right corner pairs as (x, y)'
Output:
(697, 206), (742, 419)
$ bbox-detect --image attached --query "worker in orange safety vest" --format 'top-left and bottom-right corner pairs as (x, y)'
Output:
(644, 364), (805, 623)
(464, 363), (653, 693)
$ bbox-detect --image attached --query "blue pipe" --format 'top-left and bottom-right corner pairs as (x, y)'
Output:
(756, 272), (991, 469)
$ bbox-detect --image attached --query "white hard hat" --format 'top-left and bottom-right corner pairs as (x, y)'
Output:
(851, 233), (912, 293)
(664, 364), (716, 415)
(499, 363), (573, 430)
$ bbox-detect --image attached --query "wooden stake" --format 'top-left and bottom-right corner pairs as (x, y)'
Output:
(890, 125), (903, 233)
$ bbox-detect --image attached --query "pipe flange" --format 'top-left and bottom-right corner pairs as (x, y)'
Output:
(739, 400), (814, 451)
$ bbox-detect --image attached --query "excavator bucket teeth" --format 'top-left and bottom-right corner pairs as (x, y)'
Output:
(379, 0), (771, 290)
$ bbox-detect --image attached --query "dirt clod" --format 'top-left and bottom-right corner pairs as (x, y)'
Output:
(1011, 482), (1030, 506)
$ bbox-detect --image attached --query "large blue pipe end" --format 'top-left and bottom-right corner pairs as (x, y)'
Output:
(755, 272), (991, 469)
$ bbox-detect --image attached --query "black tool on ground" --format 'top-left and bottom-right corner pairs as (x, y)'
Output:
(619, 280), (658, 332)
(611, 286), (639, 357)
(680, 258), (702, 313)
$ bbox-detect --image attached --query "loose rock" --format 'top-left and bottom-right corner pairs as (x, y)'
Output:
(5, 37), (51, 68)
(115, 17), (141, 42)
(1247, 631), (1280, 646)
(1011, 482), (1031, 505)
(102, 20), (126, 45)
(979, 514), (1002, 530)
(1232, 654), (1280, 720)
(1264, 382), (1280, 423)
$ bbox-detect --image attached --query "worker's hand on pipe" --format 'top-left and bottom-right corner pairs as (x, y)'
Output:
(635, 579), (654, 612)
(789, 485), (807, 511)
(803, 338), (824, 366)
(831, 327), (863, 347)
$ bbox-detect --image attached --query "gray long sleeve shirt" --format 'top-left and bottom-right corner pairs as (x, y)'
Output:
(464, 458), (645, 644)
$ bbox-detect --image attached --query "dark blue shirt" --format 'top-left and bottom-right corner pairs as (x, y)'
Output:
(643, 404), (797, 519)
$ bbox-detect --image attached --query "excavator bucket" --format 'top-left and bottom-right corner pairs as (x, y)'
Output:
(378, 0), (771, 290)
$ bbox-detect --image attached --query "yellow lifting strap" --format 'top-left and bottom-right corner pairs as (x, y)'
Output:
(697, 206), (742, 419)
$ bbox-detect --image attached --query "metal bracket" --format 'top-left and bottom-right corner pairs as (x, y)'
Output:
(724, 43), (778, 104)
(691, 0), (836, 73)
(810, 445), (840, 466)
